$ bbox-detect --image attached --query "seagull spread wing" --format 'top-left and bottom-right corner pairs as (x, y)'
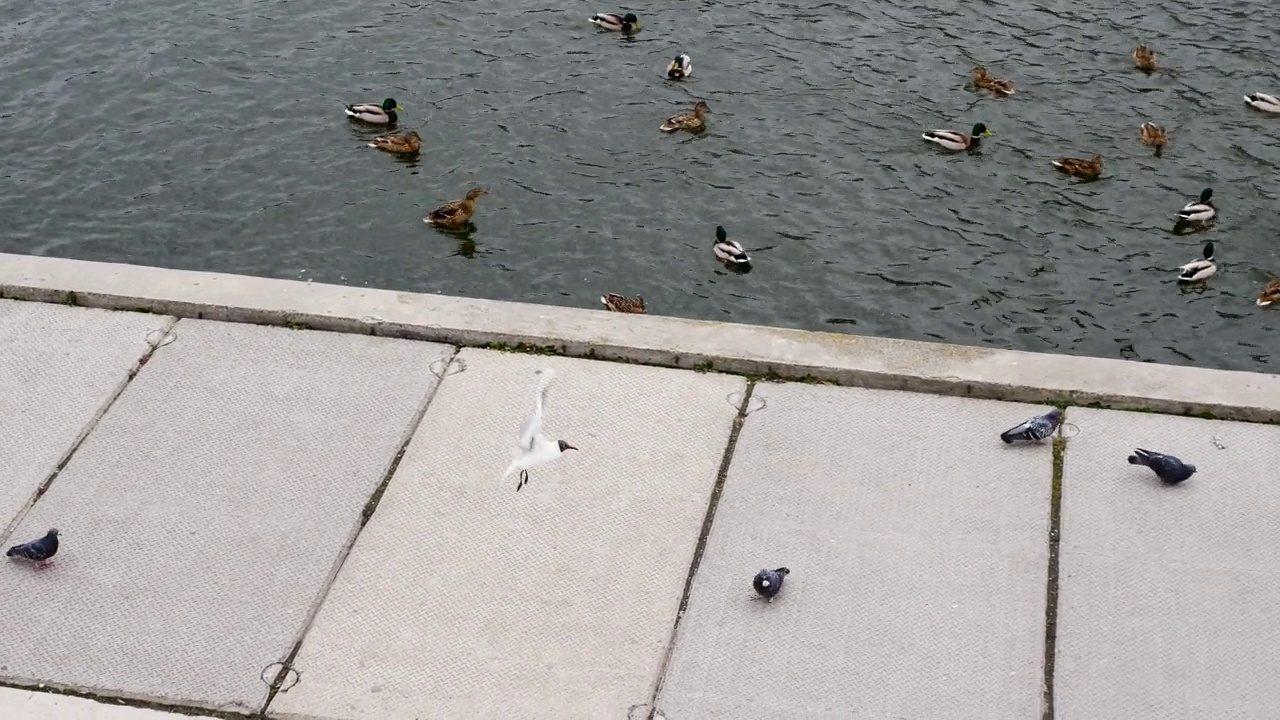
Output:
(503, 369), (559, 480)
(517, 369), (557, 452)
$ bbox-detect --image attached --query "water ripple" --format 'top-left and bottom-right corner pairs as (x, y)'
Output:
(1, 0), (1278, 370)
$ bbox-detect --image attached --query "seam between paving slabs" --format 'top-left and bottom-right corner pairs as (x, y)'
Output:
(0, 314), (179, 543)
(5, 295), (1280, 425)
(1042, 426), (1068, 720)
(641, 379), (756, 720)
(0, 681), (260, 720)
(259, 345), (461, 716)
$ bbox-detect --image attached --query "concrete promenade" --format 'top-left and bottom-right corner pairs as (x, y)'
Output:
(1, 254), (1278, 720)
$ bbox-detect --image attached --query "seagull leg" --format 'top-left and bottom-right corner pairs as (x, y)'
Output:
(516, 470), (528, 492)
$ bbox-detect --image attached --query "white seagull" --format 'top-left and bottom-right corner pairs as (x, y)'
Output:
(503, 368), (578, 491)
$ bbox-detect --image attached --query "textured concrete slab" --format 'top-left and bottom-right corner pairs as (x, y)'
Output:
(268, 349), (745, 720)
(0, 319), (452, 713)
(656, 383), (1054, 719)
(1055, 408), (1280, 720)
(2, 253), (1277, 421)
(1, 687), (219, 720)
(0, 300), (168, 531)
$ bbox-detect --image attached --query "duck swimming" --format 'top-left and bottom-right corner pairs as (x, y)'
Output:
(589, 12), (640, 32)
(1133, 46), (1157, 72)
(1177, 242), (1217, 283)
(1140, 123), (1167, 156)
(1257, 279), (1280, 307)
(661, 100), (709, 132)
(424, 188), (488, 230)
(1244, 93), (1280, 114)
(971, 66), (1015, 96)
(601, 294), (646, 313)
(345, 98), (404, 125)
(1176, 188), (1216, 224)
(713, 225), (750, 265)
(368, 130), (421, 155)
(1052, 154), (1103, 180)
(922, 123), (991, 152)
(667, 54), (692, 80)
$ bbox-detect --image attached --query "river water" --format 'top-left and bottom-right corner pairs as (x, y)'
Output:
(2, 0), (1277, 372)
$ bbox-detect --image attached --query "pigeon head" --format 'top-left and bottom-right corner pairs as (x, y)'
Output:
(558, 440), (578, 452)
(1046, 408), (1064, 422)
(46, 529), (59, 538)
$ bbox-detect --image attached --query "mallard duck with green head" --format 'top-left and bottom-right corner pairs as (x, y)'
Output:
(589, 12), (640, 32)
(1176, 188), (1216, 223)
(922, 123), (991, 151)
(667, 54), (692, 80)
(713, 226), (750, 265)
(1177, 242), (1217, 283)
(345, 98), (404, 125)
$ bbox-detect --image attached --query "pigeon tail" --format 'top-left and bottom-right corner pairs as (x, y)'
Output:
(774, 567), (791, 575)
(4, 546), (17, 557)
(1128, 448), (1154, 466)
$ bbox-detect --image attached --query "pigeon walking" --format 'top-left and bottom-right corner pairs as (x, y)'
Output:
(752, 567), (790, 602)
(503, 368), (578, 491)
(1128, 449), (1196, 484)
(1001, 408), (1064, 443)
(6, 528), (59, 567)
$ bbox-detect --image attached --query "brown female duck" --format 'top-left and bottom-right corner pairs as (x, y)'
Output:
(424, 188), (488, 229)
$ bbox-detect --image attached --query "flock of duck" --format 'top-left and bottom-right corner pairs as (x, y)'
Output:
(342, 25), (1280, 313)
(926, 46), (1280, 307)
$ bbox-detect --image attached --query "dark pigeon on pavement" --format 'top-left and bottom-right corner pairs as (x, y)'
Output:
(6, 528), (59, 566)
(1128, 449), (1196, 484)
(1001, 408), (1064, 444)
(753, 567), (790, 602)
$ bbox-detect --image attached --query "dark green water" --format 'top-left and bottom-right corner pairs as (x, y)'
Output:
(2, 0), (1278, 371)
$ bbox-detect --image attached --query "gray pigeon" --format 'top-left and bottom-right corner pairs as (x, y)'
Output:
(1128, 449), (1196, 484)
(1001, 408), (1064, 443)
(753, 567), (790, 602)
(6, 528), (59, 565)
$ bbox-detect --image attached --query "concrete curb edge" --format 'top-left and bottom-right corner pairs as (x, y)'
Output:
(1, 253), (1276, 422)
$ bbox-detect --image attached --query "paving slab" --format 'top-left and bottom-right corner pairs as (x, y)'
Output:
(268, 349), (745, 720)
(0, 687), (219, 720)
(655, 383), (1054, 719)
(0, 300), (168, 531)
(1055, 408), (1280, 720)
(0, 318), (452, 713)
